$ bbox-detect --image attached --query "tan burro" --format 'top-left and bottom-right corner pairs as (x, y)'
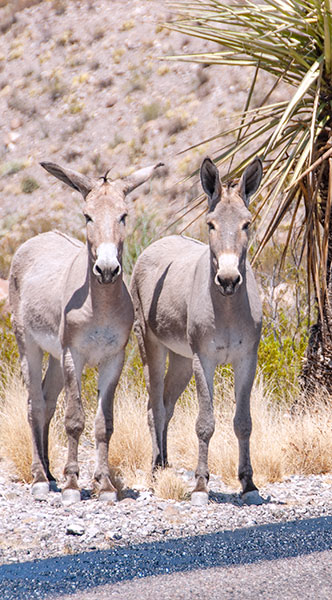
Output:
(9, 160), (162, 505)
(131, 157), (264, 506)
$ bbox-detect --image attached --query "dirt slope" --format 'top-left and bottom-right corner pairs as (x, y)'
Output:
(0, 0), (274, 277)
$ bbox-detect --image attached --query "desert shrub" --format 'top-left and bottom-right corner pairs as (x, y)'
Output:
(81, 367), (98, 410)
(254, 239), (309, 399)
(21, 177), (39, 194)
(258, 310), (308, 398)
(0, 161), (25, 176)
(123, 211), (160, 277)
(0, 313), (19, 385)
(141, 101), (164, 123)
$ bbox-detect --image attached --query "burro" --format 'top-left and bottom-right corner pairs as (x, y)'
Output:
(9, 160), (162, 504)
(131, 156), (264, 506)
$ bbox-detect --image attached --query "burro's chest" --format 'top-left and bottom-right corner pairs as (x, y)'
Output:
(189, 282), (262, 365)
(75, 322), (128, 366)
(61, 284), (133, 366)
(207, 318), (258, 365)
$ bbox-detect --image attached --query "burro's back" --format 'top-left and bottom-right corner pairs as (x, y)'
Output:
(131, 156), (264, 506)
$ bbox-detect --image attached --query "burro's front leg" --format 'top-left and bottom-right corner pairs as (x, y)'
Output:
(233, 350), (263, 505)
(93, 351), (125, 501)
(192, 353), (215, 506)
(62, 347), (85, 505)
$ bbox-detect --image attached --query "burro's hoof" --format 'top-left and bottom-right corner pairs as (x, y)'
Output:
(99, 490), (117, 503)
(242, 490), (265, 506)
(32, 481), (49, 500)
(191, 491), (209, 506)
(62, 488), (81, 506)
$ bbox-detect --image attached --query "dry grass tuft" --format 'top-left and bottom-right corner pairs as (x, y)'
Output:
(153, 468), (189, 501)
(0, 369), (32, 482)
(1, 367), (332, 496)
(106, 378), (152, 489)
(0, 367), (65, 482)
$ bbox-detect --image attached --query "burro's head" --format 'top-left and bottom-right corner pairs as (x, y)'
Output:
(200, 156), (262, 297)
(40, 161), (163, 284)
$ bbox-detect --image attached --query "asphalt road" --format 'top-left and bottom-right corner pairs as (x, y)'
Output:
(1, 516), (332, 600)
(58, 549), (332, 600)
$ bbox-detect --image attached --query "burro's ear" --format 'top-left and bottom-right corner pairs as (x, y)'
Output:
(238, 157), (263, 207)
(40, 162), (95, 199)
(121, 162), (165, 196)
(200, 157), (221, 210)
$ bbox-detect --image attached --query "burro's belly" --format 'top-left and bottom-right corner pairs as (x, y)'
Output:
(31, 329), (62, 359)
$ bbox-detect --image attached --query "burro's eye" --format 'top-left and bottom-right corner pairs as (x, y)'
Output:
(119, 213), (128, 225)
(242, 221), (250, 231)
(84, 213), (93, 224)
(207, 221), (215, 232)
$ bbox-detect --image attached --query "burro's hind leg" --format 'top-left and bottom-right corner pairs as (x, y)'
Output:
(42, 355), (64, 485)
(191, 353), (215, 506)
(148, 339), (168, 469)
(19, 334), (49, 499)
(233, 351), (263, 505)
(61, 347), (85, 505)
(137, 325), (167, 470)
(93, 351), (125, 502)
(162, 351), (192, 466)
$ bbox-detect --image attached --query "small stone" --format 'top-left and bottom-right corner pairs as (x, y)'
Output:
(119, 497), (136, 506)
(106, 96), (117, 108)
(191, 491), (209, 506)
(10, 118), (22, 130)
(66, 522), (85, 536)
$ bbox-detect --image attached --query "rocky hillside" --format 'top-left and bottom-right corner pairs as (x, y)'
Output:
(0, 0), (278, 279)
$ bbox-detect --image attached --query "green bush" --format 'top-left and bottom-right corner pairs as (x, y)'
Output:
(258, 310), (308, 399)
(0, 312), (19, 387)
(21, 177), (39, 194)
(141, 101), (164, 123)
(123, 211), (160, 277)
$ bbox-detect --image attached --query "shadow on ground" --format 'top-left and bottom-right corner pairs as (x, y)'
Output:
(1, 516), (332, 600)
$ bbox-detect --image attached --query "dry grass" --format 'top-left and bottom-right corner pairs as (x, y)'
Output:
(0, 370), (32, 482)
(0, 366), (64, 483)
(1, 368), (332, 496)
(107, 379), (152, 489)
(153, 468), (189, 501)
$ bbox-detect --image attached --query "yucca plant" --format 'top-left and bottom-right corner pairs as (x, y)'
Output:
(166, 0), (332, 393)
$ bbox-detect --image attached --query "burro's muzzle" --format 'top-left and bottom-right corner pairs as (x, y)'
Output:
(93, 243), (121, 284)
(215, 253), (243, 296)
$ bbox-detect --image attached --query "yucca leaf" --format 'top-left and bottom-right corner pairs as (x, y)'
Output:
(167, 0), (332, 315)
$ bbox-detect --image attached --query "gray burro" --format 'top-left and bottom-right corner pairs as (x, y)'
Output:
(9, 160), (163, 505)
(131, 156), (264, 506)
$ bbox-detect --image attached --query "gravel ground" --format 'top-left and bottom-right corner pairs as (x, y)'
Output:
(1, 470), (332, 566)
(1, 470), (332, 599)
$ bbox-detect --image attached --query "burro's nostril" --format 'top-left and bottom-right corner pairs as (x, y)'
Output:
(94, 264), (103, 276)
(112, 265), (120, 277)
(234, 274), (241, 287)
